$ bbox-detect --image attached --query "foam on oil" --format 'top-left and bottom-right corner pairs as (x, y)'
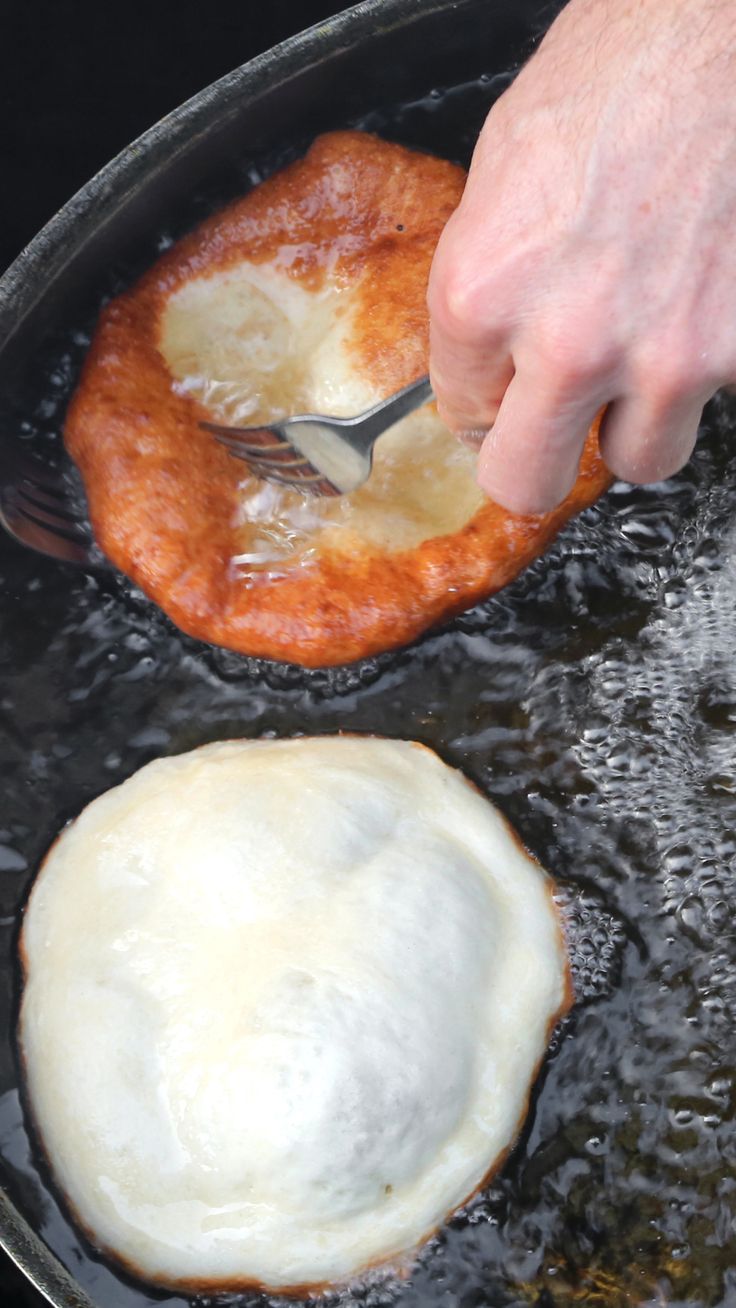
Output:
(160, 261), (482, 573)
(1, 75), (736, 1308)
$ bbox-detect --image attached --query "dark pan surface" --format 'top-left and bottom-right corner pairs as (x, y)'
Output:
(2, 3), (736, 1306)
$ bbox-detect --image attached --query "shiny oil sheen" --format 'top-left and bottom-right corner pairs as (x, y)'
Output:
(160, 265), (483, 569)
(1, 73), (736, 1308)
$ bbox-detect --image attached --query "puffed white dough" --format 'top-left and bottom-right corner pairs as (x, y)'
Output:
(19, 737), (570, 1292)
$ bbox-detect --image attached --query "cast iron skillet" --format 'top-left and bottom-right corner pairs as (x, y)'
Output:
(3, 1), (736, 1306)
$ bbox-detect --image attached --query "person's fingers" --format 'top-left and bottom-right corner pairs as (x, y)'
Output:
(428, 216), (514, 434)
(598, 389), (711, 484)
(475, 371), (602, 516)
(429, 320), (515, 436)
(454, 426), (489, 453)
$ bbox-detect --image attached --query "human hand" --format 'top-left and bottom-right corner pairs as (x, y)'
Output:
(428, 0), (736, 515)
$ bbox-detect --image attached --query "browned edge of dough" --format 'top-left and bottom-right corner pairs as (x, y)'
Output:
(16, 733), (575, 1298)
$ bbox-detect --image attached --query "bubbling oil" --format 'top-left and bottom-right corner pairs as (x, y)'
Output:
(159, 253), (484, 576)
(2, 73), (736, 1308)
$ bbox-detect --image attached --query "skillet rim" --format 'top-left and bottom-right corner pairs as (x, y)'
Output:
(0, 0), (484, 356)
(0, 1), (560, 1301)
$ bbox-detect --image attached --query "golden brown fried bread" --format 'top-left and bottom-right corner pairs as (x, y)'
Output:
(66, 131), (609, 667)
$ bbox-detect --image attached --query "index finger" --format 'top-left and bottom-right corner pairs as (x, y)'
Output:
(427, 214), (514, 435)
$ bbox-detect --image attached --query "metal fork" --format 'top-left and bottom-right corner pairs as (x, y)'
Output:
(200, 374), (434, 496)
(0, 445), (100, 566)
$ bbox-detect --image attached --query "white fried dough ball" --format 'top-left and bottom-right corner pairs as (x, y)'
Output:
(19, 736), (570, 1291)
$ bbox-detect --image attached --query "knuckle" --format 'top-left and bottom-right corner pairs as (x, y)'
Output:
(644, 362), (690, 410)
(428, 223), (504, 343)
(428, 260), (487, 340)
(530, 322), (618, 394)
(634, 336), (704, 411)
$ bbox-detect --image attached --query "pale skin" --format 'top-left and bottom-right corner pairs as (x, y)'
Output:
(428, 0), (736, 515)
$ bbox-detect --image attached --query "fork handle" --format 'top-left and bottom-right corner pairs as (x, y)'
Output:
(341, 375), (434, 446)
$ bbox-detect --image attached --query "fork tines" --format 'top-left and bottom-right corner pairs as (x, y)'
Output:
(201, 420), (339, 497)
(0, 447), (98, 564)
(14, 473), (85, 537)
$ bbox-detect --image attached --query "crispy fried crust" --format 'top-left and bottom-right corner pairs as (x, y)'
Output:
(65, 131), (610, 667)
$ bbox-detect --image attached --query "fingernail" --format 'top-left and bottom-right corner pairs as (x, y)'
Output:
(456, 427), (489, 451)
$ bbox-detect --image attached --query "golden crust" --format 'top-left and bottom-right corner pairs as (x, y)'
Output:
(65, 131), (610, 667)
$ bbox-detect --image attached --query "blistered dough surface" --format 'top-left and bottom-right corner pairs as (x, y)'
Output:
(65, 131), (610, 665)
(161, 263), (483, 562)
(20, 736), (569, 1291)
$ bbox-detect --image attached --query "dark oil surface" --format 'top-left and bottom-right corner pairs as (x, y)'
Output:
(2, 73), (736, 1308)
